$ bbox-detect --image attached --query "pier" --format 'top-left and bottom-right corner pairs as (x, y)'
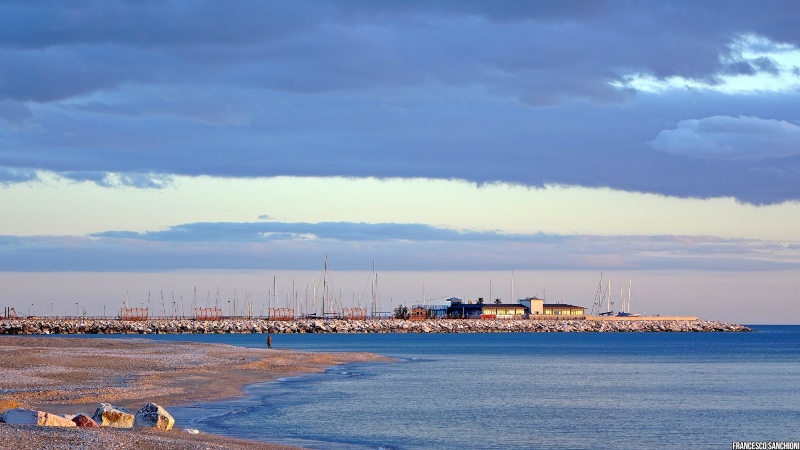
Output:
(0, 317), (749, 334)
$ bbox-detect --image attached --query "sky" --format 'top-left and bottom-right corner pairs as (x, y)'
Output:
(2, 1), (800, 323)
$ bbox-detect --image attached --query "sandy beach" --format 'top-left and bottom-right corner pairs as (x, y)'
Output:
(0, 336), (390, 449)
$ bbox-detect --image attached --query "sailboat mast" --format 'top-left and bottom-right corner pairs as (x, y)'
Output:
(593, 272), (603, 315)
(628, 279), (632, 314)
(511, 269), (515, 305)
(323, 256), (328, 316)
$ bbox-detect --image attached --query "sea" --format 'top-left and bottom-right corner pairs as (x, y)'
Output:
(78, 326), (800, 449)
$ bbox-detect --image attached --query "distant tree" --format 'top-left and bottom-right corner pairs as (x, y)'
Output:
(494, 298), (502, 304)
(477, 297), (484, 304)
(393, 305), (410, 320)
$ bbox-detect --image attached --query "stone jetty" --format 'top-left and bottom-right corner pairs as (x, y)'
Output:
(0, 317), (750, 334)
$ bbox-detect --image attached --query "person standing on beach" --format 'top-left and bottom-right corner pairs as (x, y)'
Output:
(267, 335), (272, 349)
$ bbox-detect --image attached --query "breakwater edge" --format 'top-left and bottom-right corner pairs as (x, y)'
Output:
(1, 317), (750, 334)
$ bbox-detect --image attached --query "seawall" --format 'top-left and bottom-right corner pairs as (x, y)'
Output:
(587, 315), (699, 321)
(0, 318), (750, 334)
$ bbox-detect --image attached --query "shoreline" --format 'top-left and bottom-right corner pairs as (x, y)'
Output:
(1, 317), (751, 334)
(0, 336), (391, 449)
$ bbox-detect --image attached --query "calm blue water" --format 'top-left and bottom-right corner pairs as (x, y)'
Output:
(71, 326), (800, 449)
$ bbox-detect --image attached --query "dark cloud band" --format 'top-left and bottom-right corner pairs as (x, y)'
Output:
(1, 1), (800, 203)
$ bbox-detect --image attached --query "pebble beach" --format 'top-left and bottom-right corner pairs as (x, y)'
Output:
(0, 336), (390, 449)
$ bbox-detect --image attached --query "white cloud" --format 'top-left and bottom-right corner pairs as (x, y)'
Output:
(614, 34), (800, 94)
(59, 171), (174, 189)
(648, 115), (800, 160)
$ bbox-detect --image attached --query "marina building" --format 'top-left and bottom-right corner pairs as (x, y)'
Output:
(446, 298), (528, 319)
(409, 306), (427, 321)
(542, 304), (587, 316)
(517, 297), (544, 315)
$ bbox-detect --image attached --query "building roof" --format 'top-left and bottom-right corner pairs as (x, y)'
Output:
(543, 304), (587, 310)
(446, 303), (528, 311)
(481, 304), (527, 309)
(447, 304), (483, 310)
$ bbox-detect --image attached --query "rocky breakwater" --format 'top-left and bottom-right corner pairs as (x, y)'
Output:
(0, 317), (751, 334)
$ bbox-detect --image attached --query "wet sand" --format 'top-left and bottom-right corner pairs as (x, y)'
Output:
(0, 336), (391, 449)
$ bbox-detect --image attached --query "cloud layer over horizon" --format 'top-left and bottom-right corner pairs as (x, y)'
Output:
(1, 220), (798, 272)
(2, 1), (800, 203)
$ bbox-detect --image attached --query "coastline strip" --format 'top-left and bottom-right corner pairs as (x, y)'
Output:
(0, 336), (391, 449)
(0, 336), (390, 411)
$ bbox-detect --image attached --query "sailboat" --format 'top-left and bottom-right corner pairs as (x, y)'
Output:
(616, 279), (640, 317)
(593, 273), (615, 316)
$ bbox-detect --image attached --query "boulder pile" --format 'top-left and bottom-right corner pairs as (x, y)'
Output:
(1, 403), (174, 432)
(0, 317), (751, 334)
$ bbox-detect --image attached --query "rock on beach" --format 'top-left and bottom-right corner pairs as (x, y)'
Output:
(133, 402), (175, 431)
(71, 413), (99, 428)
(2, 408), (76, 427)
(92, 403), (135, 428)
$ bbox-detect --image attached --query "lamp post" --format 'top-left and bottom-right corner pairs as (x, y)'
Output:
(76, 302), (79, 317)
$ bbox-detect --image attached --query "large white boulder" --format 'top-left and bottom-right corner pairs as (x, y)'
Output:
(92, 403), (135, 428)
(2, 408), (76, 427)
(133, 403), (174, 431)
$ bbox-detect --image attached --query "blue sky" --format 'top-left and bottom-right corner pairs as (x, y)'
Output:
(1, 1), (800, 322)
